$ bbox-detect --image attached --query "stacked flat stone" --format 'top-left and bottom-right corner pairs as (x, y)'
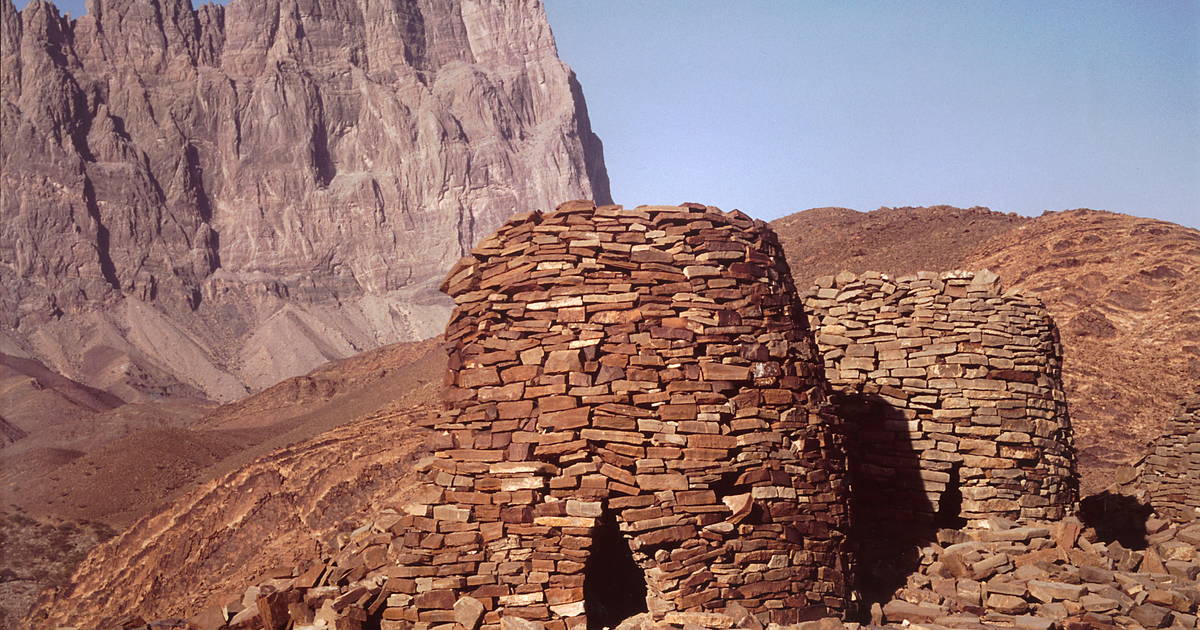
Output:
(1138, 398), (1200, 524)
(800, 270), (1078, 527)
(376, 201), (854, 629)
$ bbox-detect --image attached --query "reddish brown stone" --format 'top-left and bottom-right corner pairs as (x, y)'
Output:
(700, 363), (752, 380)
(659, 404), (698, 420)
(544, 349), (583, 373)
(538, 407), (591, 430)
(460, 367), (501, 388)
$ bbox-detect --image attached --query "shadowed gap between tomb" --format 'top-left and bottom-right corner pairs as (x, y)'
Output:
(836, 391), (946, 611)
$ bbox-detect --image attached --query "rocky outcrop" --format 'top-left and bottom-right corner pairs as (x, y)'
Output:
(0, 0), (610, 401)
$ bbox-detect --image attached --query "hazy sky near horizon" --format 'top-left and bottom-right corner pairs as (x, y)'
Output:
(16, 0), (1200, 228)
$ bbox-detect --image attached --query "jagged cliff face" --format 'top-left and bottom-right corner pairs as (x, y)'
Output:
(0, 0), (610, 401)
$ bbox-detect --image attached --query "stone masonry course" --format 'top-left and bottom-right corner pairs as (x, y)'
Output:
(377, 201), (856, 629)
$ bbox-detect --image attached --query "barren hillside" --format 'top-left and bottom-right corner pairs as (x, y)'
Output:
(27, 401), (435, 630)
(772, 205), (1029, 286)
(962, 210), (1200, 488)
(4, 339), (443, 623)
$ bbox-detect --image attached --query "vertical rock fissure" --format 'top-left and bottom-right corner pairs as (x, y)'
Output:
(310, 112), (335, 188)
(185, 143), (213, 223)
(83, 176), (121, 291)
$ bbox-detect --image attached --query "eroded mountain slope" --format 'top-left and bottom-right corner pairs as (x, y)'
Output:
(0, 0), (609, 402)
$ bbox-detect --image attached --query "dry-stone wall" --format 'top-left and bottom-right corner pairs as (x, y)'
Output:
(1137, 397), (1200, 523)
(378, 202), (855, 630)
(800, 271), (1078, 530)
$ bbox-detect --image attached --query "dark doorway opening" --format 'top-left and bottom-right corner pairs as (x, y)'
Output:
(838, 391), (936, 615)
(584, 509), (648, 629)
(1079, 491), (1152, 550)
(934, 462), (967, 530)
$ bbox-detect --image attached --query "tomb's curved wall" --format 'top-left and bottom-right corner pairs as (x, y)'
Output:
(382, 201), (854, 629)
(1137, 397), (1200, 523)
(801, 271), (1078, 529)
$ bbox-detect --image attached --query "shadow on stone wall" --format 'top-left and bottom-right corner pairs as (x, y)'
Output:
(836, 392), (941, 609)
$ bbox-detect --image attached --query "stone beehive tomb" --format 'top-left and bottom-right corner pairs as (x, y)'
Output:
(801, 271), (1078, 534)
(379, 201), (855, 629)
(1137, 397), (1200, 523)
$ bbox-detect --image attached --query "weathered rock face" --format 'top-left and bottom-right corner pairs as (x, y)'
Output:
(0, 0), (610, 401)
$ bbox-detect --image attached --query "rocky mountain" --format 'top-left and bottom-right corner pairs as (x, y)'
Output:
(773, 206), (1200, 491)
(0, 0), (610, 402)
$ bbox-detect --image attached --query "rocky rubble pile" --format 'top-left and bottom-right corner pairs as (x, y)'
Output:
(176, 510), (409, 630)
(875, 516), (1200, 630)
(133, 510), (1197, 630)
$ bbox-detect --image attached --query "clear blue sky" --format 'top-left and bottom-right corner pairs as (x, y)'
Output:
(544, 1), (1199, 228)
(18, 0), (1200, 228)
